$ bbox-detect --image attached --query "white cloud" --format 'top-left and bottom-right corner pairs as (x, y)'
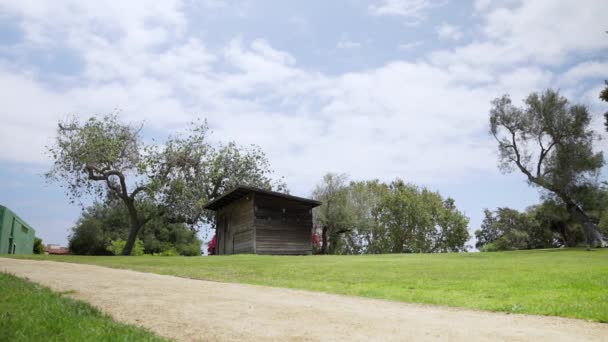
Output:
(436, 0), (608, 68)
(398, 41), (423, 50)
(337, 40), (362, 49)
(369, 0), (441, 23)
(0, 0), (607, 198)
(436, 23), (463, 41)
(560, 61), (608, 85)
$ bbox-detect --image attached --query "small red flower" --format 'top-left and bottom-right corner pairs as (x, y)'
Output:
(311, 233), (321, 248)
(207, 235), (217, 255)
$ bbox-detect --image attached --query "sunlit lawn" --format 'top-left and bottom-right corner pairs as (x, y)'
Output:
(8, 248), (608, 322)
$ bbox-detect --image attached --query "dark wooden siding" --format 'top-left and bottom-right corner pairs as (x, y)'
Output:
(216, 195), (254, 254)
(253, 193), (313, 255)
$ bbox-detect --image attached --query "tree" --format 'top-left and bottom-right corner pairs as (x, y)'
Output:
(312, 176), (470, 254)
(489, 89), (605, 247)
(530, 201), (582, 247)
(475, 207), (559, 251)
(68, 199), (202, 255)
(600, 81), (608, 132)
(33, 238), (44, 254)
(340, 180), (388, 254)
(48, 114), (285, 255)
(434, 197), (471, 252)
(374, 180), (469, 253)
(312, 173), (352, 254)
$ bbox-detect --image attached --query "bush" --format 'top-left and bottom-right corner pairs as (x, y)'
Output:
(155, 248), (179, 256)
(68, 221), (113, 255)
(107, 239), (144, 256)
(68, 200), (204, 255)
(33, 237), (45, 254)
(479, 242), (498, 252)
(178, 240), (202, 256)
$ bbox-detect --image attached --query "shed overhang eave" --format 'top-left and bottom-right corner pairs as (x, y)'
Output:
(203, 186), (321, 211)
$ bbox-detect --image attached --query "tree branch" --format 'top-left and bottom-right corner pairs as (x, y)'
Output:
(130, 185), (149, 200)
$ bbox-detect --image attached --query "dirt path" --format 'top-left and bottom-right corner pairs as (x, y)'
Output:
(1, 258), (606, 342)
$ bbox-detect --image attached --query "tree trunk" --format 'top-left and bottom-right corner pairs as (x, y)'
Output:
(122, 221), (143, 255)
(121, 200), (143, 255)
(567, 203), (604, 248)
(328, 235), (338, 254)
(321, 225), (329, 254)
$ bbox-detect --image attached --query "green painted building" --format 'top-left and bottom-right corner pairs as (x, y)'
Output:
(0, 205), (36, 254)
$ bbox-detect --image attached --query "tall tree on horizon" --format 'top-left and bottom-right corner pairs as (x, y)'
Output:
(489, 89), (605, 247)
(312, 173), (352, 254)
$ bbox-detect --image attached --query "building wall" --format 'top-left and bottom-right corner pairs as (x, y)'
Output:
(253, 194), (313, 255)
(0, 206), (36, 255)
(216, 195), (255, 255)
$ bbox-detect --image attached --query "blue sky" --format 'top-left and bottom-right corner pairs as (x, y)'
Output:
(0, 0), (607, 247)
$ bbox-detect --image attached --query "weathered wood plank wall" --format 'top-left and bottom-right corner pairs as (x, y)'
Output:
(253, 193), (313, 255)
(216, 195), (254, 254)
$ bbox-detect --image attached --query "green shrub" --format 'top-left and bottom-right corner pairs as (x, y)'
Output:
(177, 240), (202, 256)
(479, 242), (498, 252)
(159, 248), (179, 256)
(33, 237), (45, 254)
(107, 239), (144, 256)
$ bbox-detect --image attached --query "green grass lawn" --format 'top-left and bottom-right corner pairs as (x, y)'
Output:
(7, 248), (608, 322)
(0, 272), (168, 342)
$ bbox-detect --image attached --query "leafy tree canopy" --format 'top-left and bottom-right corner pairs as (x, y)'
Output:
(312, 174), (470, 254)
(68, 198), (202, 256)
(48, 114), (285, 255)
(489, 89), (604, 246)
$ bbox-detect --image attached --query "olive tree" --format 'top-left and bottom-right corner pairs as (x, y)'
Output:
(489, 89), (604, 246)
(312, 175), (469, 254)
(312, 173), (352, 254)
(47, 114), (285, 255)
(373, 180), (469, 253)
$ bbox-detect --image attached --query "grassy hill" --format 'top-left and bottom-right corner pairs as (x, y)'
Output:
(7, 248), (608, 322)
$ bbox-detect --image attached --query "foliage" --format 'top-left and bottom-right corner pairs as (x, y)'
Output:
(475, 207), (560, 251)
(156, 248), (179, 256)
(0, 273), (167, 341)
(312, 173), (353, 254)
(600, 80), (608, 132)
(33, 237), (45, 254)
(313, 175), (469, 254)
(69, 201), (127, 255)
(372, 180), (469, 253)
(68, 200), (202, 256)
(531, 200), (584, 247)
(176, 240), (202, 256)
(340, 180), (388, 254)
(47, 114), (285, 255)
(146, 128), (288, 227)
(108, 239), (144, 256)
(489, 89), (605, 246)
(478, 242), (498, 252)
(17, 249), (608, 322)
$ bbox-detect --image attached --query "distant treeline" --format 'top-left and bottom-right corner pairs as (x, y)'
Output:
(476, 190), (608, 252)
(311, 174), (470, 254)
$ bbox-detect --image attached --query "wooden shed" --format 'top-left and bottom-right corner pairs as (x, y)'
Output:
(204, 186), (321, 255)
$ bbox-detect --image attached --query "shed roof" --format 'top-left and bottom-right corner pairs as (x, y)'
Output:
(204, 185), (321, 211)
